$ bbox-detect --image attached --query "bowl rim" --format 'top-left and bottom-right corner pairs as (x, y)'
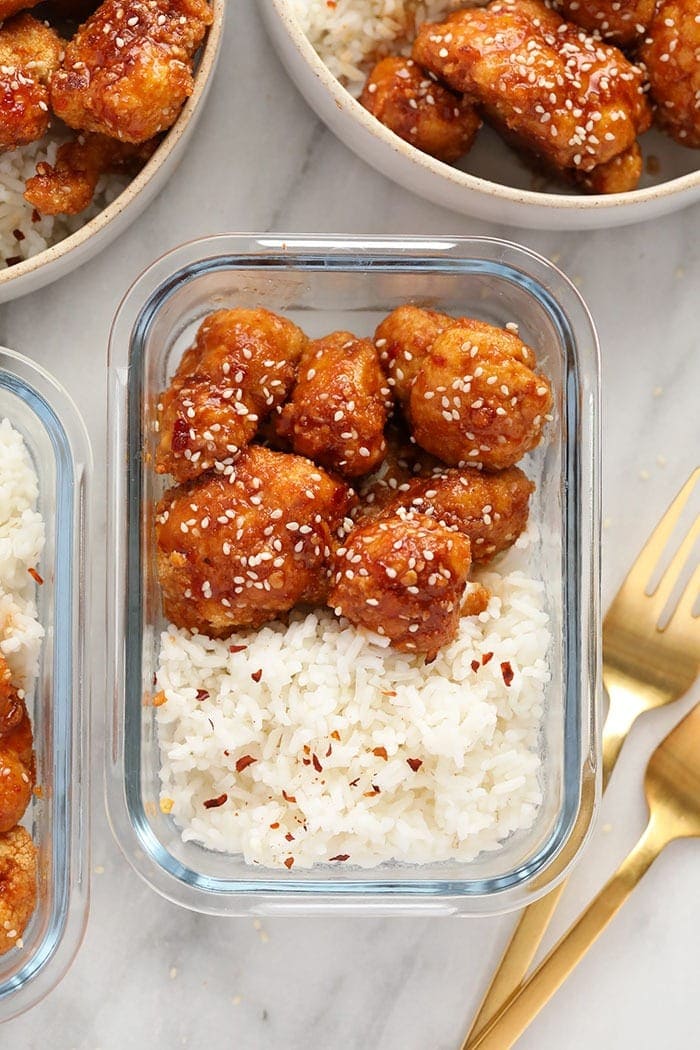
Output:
(269, 0), (700, 212)
(0, 0), (226, 291)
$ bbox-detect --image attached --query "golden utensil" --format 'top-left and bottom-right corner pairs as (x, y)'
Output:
(466, 467), (700, 1046)
(464, 699), (700, 1050)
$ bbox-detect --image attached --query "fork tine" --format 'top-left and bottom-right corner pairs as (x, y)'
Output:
(663, 561), (700, 638)
(612, 468), (700, 602)
(646, 512), (700, 621)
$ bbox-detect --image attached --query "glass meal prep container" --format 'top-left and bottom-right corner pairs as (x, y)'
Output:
(0, 349), (91, 1020)
(106, 235), (601, 917)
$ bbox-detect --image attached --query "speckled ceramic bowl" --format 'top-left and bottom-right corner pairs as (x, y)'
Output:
(0, 0), (225, 304)
(261, 0), (700, 230)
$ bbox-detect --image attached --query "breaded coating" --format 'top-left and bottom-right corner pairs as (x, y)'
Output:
(0, 0), (42, 18)
(0, 827), (37, 956)
(413, 0), (651, 176)
(0, 14), (62, 152)
(0, 656), (33, 834)
(156, 309), (307, 484)
(379, 466), (534, 563)
(276, 331), (390, 479)
(551, 0), (657, 46)
(575, 141), (643, 193)
(355, 422), (442, 519)
(0, 748), (32, 833)
(374, 305), (454, 403)
(24, 132), (156, 215)
(51, 0), (213, 144)
(360, 56), (481, 162)
(156, 447), (355, 634)
(409, 320), (553, 470)
(641, 0), (700, 148)
(329, 512), (472, 660)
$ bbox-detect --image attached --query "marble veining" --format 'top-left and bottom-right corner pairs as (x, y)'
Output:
(0, 2), (698, 1047)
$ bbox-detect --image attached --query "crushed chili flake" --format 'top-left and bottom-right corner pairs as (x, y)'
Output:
(325, 743), (332, 757)
(363, 785), (381, 797)
(471, 659), (480, 673)
(152, 690), (167, 707)
(302, 758), (311, 766)
(329, 854), (350, 862)
(501, 661), (514, 687)
(312, 753), (323, 773)
(382, 690), (397, 697)
(28, 567), (44, 585)
(330, 730), (340, 741)
(235, 755), (257, 773)
(251, 669), (262, 683)
(6, 256), (22, 267)
(12, 228), (25, 241)
(482, 651), (494, 665)
(349, 777), (360, 788)
(406, 758), (423, 772)
(195, 688), (209, 701)
(284, 832), (294, 842)
(269, 822), (280, 829)
(372, 746), (388, 760)
(31, 208), (41, 223)
(203, 793), (227, 809)
(282, 790), (296, 803)
(284, 857), (294, 869)
(229, 644), (247, 654)
(223, 749), (230, 757)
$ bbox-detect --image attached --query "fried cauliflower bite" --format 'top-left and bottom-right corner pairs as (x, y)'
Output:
(413, 0), (651, 177)
(24, 132), (156, 215)
(379, 466), (534, 563)
(50, 0), (212, 144)
(275, 332), (390, 479)
(551, 0), (657, 46)
(156, 309), (308, 484)
(641, 0), (700, 148)
(328, 512), (472, 659)
(355, 423), (443, 519)
(0, 14), (62, 152)
(0, 0), (41, 18)
(156, 446), (356, 634)
(0, 826), (37, 955)
(574, 141), (643, 193)
(360, 56), (481, 162)
(409, 320), (553, 470)
(374, 305), (455, 403)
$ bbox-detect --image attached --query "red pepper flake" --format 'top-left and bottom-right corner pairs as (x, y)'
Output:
(302, 758), (311, 766)
(282, 790), (296, 803)
(372, 747), (388, 761)
(235, 755), (257, 773)
(195, 688), (209, 701)
(251, 669), (262, 683)
(501, 661), (514, 687)
(28, 567), (44, 585)
(6, 256), (22, 267)
(285, 832), (294, 842)
(329, 854), (350, 862)
(471, 659), (480, 673)
(13, 228), (25, 241)
(330, 730), (340, 741)
(482, 651), (494, 666)
(349, 777), (360, 788)
(363, 785), (381, 797)
(32, 208), (41, 223)
(406, 758), (423, 772)
(203, 793), (227, 809)
(312, 753), (323, 773)
(229, 644), (247, 654)
(284, 857), (294, 869)
(325, 743), (332, 757)
(382, 690), (397, 697)
(223, 749), (230, 757)
(269, 822), (280, 829)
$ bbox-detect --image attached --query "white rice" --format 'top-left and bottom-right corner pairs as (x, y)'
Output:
(156, 568), (550, 870)
(286, 0), (466, 86)
(0, 127), (127, 270)
(0, 419), (45, 688)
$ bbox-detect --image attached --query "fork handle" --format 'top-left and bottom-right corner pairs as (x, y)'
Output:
(465, 693), (638, 1043)
(462, 818), (668, 1050)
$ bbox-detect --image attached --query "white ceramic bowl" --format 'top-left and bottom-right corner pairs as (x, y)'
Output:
(0, 0), (225, 304)
(261, 0), (700, 230)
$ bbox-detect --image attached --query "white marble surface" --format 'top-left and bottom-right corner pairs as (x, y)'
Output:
(1, 3), (699, 1047)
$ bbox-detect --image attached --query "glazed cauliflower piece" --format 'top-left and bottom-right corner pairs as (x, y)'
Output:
(551, 0), (657, 46)
(360, 55), (481, 162)
(0, 14), (62, 152)
(0, 827), (37, 956)
(156, 308), (308, 484)
(276, 331), (390, 478)
(413, 0), (651, 179)
(641, 0), (700, 148)
(329, 512), (472, 660)
(374, 305), (455, 404)
(155, 446), (356, 634)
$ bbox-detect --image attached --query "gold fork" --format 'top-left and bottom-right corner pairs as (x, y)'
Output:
(465, 700), (700, 1049)
(465, 467), (700, 1047)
